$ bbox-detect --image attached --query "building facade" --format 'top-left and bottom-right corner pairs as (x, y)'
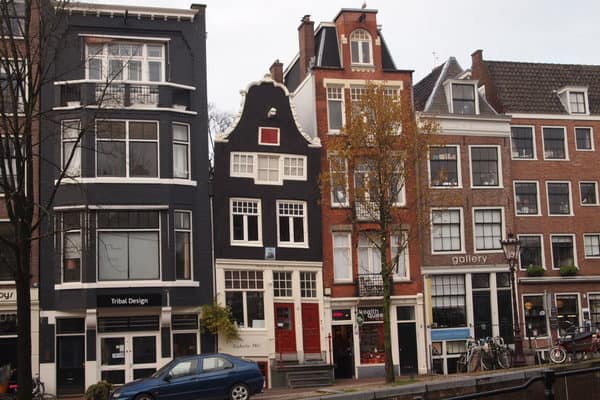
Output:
(284, 9), (427, 378)
(38, 3), (212, 395)
(472, 50), (600, 343)
(414, 57), (514, 374)
(213, 76), (325, 388)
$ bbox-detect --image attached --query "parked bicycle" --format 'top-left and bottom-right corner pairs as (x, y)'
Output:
(549, 321), (600, 364)
(457, 336), (513, 372)
(1, 374), (55, 400)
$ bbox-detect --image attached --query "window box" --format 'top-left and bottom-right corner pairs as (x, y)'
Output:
(526, 266), (545, 277)
(559, 265), (578, 276)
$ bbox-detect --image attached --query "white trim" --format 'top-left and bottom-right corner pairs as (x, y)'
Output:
(332, 231), (353, 283)
(574, 126), (595, 151)
(549, 233), (578, 270)
(468, 145), (503, 188)
(542, 126), (569, 161)
(517, 234), (545, 270)
(54, 280), (200, 290)
(77, 33), (172, 42)
(321, 78), (404, 90)
(557, 86), (590, 116)
(215, 259), (322, 268)
(57, 178), (197, 186)
(229, 198), (263, 247)
(444, 80), (480, 115)
(174, 210), (193, 281)
(582, 233), (600, 259)
(88, 205), (169, 210)
(546, 181), (573, 216)
(428, 144), (462, 189)
(229, 152), (308, 185)
(276, 200), (308, 249)
(423, 60), (450, 113)
(325, 84), (345, 134)
(510, 125), (537, 160)
(53, 105), (198, 115)
(579, 181), (599, 206)
(430, 207), (465, 254)
(472, 207), (505, 254)
(53, 80), (195, 91)
(508, 113), (600, 120)
(172, 122), (191, 180)
(258, 127), (280, 146)
(349, 29), (374, 67)
(513, 180), (542, 216)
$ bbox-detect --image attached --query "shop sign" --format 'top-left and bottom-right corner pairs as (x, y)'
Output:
(452, 255), (488, 265)
(358, 307), (384, 323)
(97, 294), (162, 308)
(0, 289), (16, 303)
(332, 309), (352, 321)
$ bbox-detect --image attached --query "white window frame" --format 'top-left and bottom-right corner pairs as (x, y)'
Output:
(174, 210), (193, 281)
(329, 156), (349, 207)
(574, 127), (594, 151)
(521, 293), (550, 339)
(224, 269), (265, 330)
(300, 271), (318, 298)
(255, 154), (281, 185)
(513, 180), (541, 216)
(61, 119), (82, 178)
(230, 152), (255, 179)
(579, 181), (599, 206)
(472, 207), (505, 254)
(567, 90), (589, 115)
(554, 292), (582, 331)
(326, 85), (345, 133)
(357, 233), (381, 275)
(332, 231), (352, 283)
(282, 155), (307, 181)
(61, 212), (83, 283)
(172, 122), (190, 180)
(258, 126), (280, 146)
(229, 152), (308, 185)
(448, 81), (479, 115)
(272, 271), (293, 298)
(229, 198), (262, 247)
(546, 181), (573, 216)
(583, 233), (600, 259)
(85, 41), (165, 82)
(542, 126), (569, 161)
(469, 145), (503, 188)
(349, 29), (373, 66)
(430, 207), (465, 255)
(95, 119), (160, 178)
(550, 234), (577, 270)
(392, 232), (410, 281)
(510, 125), (537, 160)
(517, 234), (545, 270)
(276, 200), (308, 248)
(428, 145), (462, 189)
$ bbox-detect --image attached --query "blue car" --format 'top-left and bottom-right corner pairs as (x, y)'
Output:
(110, 353), (264, 400)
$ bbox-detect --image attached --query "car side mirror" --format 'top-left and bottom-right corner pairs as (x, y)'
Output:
(164, 373), (172, 382)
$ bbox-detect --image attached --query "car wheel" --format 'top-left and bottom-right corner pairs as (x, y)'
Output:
(134, 394), (154, 400)
(229, 383), (250, 400)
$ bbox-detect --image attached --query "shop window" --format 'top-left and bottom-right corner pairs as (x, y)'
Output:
(431, 275), (466, 328)
(359, 324), (384, 364)
(0, 313), (17, 335)
(543, 127), (567, 160)
(429, 146), (459, 187)
(473, 209), (503, 251)
(514, 182), (539, 215)
(62, 212), (82, 283)
(61, 120), (82, 178)
(589, 294), (600, 330)
(551, 235), (575, 268)
(575, 128), (593, 150)
(230, 198), (261, 246)
(273, 271), (292, 297)
(174, 211), (192, 280)
(556, 294), (579, 335)
(224, 270), (264, 329)
(277, 201), (307, 247)
(326, 86), (344, 131)
(300, 272), (317, 298)
(518, 235), (543, 269)
(511, 126), (535, 159)
(332, 232), (352, 282)
(523, 295), (548, 337)
(547, 182), (571, 215)
(431, 209), (462, 253)
(97, 211), (160, 281)
(173, 123), (190, 179)
(470, 147), (499, 187)
(0, 222), (15, 281)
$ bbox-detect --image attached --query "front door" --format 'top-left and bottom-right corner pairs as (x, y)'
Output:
(99, 334), (159, 384)
(332, 325), (354, 379)
(274, 303), (296, 354)
(397, 323), (418, 375)
(301, 303), (321, 357)
(473, 292), (492, 339)
(57, 335), (85, 395)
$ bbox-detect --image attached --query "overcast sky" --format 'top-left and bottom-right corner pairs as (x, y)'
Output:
(88, 0), (600, 113)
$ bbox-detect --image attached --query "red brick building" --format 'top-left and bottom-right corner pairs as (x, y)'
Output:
(472, 50), (600, 343)
(282, 8), (426, 378)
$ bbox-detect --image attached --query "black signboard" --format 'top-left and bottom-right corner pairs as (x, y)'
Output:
(97, 294), (162, 308)
(332, 309), (352, 321)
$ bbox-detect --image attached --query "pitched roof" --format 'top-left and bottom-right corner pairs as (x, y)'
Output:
(414, 57), (498, 116)
(483, 60), (600, 114)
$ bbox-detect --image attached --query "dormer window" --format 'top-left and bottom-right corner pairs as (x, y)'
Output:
(557, 87), (589, 115)
(350, 29), (372, 65)
(569, 91), (587, 114)
(452, 83), (476, 115)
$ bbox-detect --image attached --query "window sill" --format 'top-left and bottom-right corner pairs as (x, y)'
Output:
(516, 212), (542, 217)
(57, 177), (198, 186)
(54, 281), (200, 290)
(575, 148), (594, 152)
(230, 241), (263, 248)
(471, 185), (504, 189)
(333, 280), (354, 285)
(548, 213), (574, 217)
(511, 157), (537, 161)
(430, 185), (462, 189)
(580, 203), (600, 207)
(278, 243), (309, 249)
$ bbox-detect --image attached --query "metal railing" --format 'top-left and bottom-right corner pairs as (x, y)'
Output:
(358, 273), (383, 297)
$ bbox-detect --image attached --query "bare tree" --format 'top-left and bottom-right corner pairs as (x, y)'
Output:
(207, 102), (234, 174)
(322, 82), (439, 383)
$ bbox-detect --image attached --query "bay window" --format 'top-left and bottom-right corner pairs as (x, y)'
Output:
(86, 41), (165, 82)
(224, 270), (264, 329)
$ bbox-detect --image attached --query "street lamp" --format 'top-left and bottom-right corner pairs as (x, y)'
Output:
(500, 233), (527, 367)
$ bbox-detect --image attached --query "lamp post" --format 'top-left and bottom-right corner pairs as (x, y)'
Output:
(500, 233), (527, 367)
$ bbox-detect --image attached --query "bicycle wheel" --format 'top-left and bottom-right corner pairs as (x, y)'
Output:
(468, 349), (482, 372)
(549, 346), (567, 364)
(497, 348), (513, 369)
(480, 349), (494, 370)
(456, 354), (468, 372)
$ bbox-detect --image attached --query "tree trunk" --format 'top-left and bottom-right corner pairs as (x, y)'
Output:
(381, 234), (395, 383)
(16, 260), (33, 400)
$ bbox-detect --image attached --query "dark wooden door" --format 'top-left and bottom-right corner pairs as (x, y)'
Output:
(57, 335), (85, 395)
(332, 325), (354, 378)
(397, 323), (418, 374)
(274, 303), (296, 354)
(301, 303), (321, 355)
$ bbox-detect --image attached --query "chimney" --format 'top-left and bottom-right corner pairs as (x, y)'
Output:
(471, 49), (483, 67)
(298, 15), (315, 82)
(270, 59), (284, 84)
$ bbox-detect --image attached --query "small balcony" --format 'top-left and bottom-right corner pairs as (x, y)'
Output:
(355, 201), (380, 221)
(358, 273), (383, 297)
(56, 81), (193, 111)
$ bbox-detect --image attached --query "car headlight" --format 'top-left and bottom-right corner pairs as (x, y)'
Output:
(111, 391), (121, 398)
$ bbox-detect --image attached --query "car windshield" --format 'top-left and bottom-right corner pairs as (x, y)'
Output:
(151, 360), (175, 378)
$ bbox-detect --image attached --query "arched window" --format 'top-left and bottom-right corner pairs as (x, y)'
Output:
(350, 29), (372, 65)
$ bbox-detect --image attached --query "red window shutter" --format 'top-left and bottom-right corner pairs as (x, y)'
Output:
(260, 127), (279, 145)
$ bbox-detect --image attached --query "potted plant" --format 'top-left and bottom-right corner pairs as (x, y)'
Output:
(200, 301), (240, 342)
(559, 265), (578, 276)
(85, 381), (113, 400)
(526, 265), (545, 277)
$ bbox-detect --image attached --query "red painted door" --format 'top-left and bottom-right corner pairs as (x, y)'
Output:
(302, 303), (321, 355)
(274, 303), (296, 354)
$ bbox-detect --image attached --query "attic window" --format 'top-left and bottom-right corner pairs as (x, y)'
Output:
(258, 127), (279, 146)
(350, 29), (372, 65)
(569, 91), (587, 114)
(451, 83), (476, 115)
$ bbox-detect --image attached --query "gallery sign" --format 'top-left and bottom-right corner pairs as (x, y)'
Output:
(0, 289), (16, 304)
(97, 293), (162, 308)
